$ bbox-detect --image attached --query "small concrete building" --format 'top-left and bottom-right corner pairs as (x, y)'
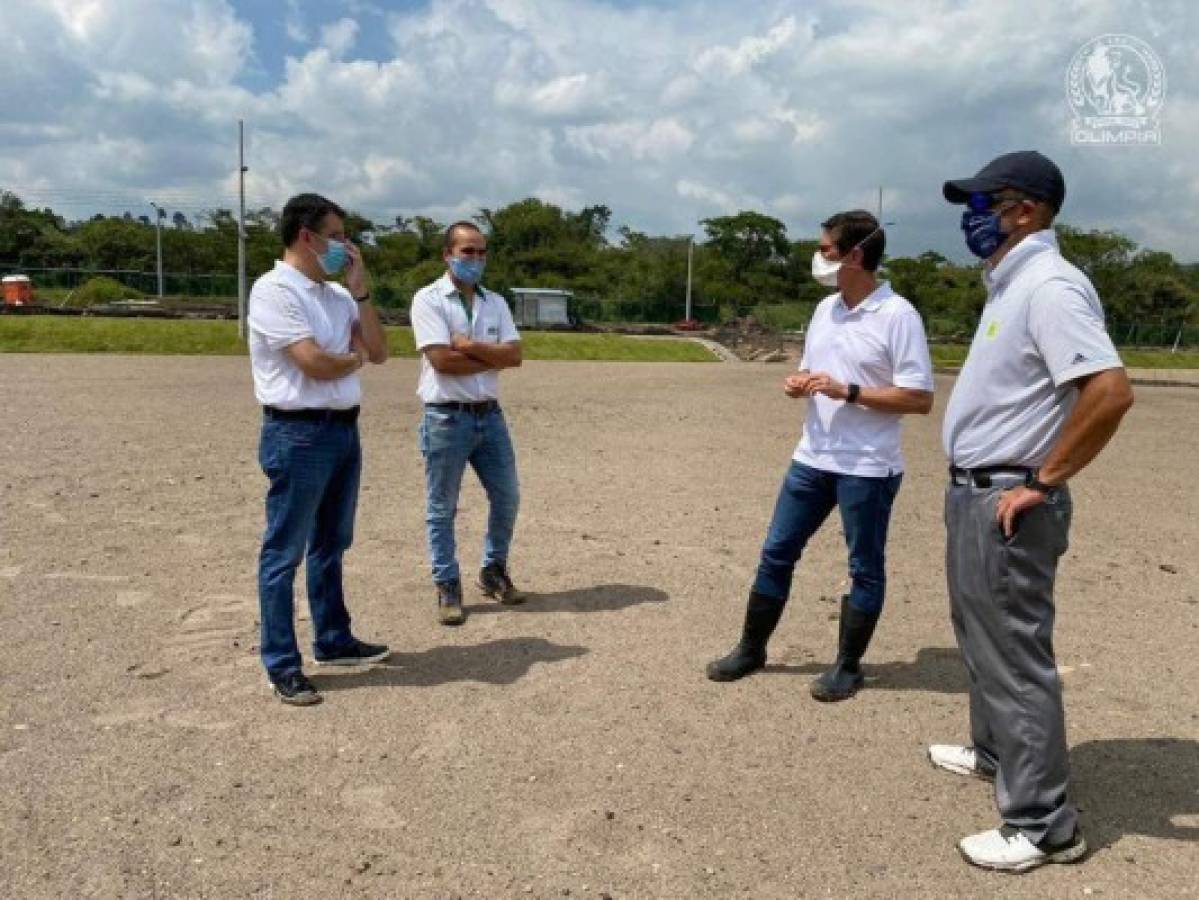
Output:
(510, 287), (573, 328)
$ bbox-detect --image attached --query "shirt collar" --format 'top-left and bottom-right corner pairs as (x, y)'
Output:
(836, 280), (893, 314)
(437, 272), (486, 301)
(984, 229), (1057, 290)
(273, 259), (322, 292)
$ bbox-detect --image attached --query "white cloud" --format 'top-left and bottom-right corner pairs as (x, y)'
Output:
(694, 16), (802, 78)
(0, 0), (1195, 262)
(320, 17), (359, 59)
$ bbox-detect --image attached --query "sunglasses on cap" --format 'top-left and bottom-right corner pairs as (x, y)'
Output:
(966, 191), (1030, 214)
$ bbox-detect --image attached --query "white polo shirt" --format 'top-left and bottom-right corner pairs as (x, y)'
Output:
(793, 282), (934, 477)
(410, 274), (520, 403)
(247, 260), (361, 410)
(942, 230), (1123, 469)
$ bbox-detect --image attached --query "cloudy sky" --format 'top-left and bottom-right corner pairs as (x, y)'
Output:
(1, 0), (1195, 261)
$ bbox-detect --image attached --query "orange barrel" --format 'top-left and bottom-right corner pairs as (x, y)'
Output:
(2, 275), (33, 305)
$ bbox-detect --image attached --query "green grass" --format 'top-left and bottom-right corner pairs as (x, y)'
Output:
(0, 316), (716, 362)
(931, 343), (1199, 369)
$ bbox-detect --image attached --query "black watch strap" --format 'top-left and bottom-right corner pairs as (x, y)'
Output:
(846, 382), (861, 404)
(1027, 476), (1058, 495)
(353, 292), (371, 303)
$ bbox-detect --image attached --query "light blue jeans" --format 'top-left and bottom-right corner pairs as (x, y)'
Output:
(419, 406), (520, 584)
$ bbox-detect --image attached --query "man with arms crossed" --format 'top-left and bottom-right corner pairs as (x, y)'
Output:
(411, 222), (524, 626)
(706, 210), (934, 701)
(933, 150), (1133, 871)
(248, 193), (390, 706)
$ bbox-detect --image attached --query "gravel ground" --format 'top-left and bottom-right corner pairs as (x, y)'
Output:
(1, 354), (1196, 898)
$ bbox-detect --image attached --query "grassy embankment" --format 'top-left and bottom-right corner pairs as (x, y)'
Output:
(0, 316), (717, 362)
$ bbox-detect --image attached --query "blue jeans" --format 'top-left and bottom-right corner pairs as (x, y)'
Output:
(257, 417), (360, 677)
(419, 406), (520, 584)
(753, 461), (902, 615)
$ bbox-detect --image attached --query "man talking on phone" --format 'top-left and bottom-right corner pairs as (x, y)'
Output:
(247, 193), (390, 706)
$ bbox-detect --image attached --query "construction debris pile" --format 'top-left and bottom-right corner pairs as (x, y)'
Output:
(710, 317), (799, 363)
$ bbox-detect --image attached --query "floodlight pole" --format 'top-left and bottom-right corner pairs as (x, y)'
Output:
(149, 201), (164, 298)
(685, 235), (693, 322)
(238, 119), (248, 340)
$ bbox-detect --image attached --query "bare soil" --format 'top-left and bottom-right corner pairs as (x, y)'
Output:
(1, 355), (1196, 898)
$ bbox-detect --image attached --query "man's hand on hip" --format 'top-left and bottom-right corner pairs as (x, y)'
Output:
(996, 485), (1045, 538)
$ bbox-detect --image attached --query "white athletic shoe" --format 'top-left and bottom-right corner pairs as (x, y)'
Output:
(928, 744), (996, 780)
(958, 826), (1087, 872)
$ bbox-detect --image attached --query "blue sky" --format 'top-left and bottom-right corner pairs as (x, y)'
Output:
(1, 0), (1195, 262)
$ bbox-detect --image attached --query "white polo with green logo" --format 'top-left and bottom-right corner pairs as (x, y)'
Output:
(942, 230), (1123, 469)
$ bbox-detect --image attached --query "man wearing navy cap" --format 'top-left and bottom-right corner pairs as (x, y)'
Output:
(931, 151), (1134, 871)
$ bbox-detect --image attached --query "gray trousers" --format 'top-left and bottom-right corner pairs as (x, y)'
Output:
(945, 478), (1078, 845)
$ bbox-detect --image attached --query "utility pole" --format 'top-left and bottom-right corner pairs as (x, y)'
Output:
(238, 119), (248, 339)
(877, 186), (884, 221)
(685, 235), (694, 322)
(149, 201), (164, 299)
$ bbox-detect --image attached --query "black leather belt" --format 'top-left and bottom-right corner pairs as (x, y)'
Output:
(426, 400), (500, 414)
(949, 466), (1033, 488)
(264, 405), (360, 424)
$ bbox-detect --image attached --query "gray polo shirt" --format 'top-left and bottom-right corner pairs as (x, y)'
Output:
(942, 230), (1123, 469)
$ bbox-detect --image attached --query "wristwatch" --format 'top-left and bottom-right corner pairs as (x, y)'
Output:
(353, 292), (371, 303)
(846, 382), (861, 404)
(1027, 475), (1058, 495)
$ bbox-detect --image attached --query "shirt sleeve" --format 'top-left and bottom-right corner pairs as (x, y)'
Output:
(246, 280), (313, 351)
(1028, 279), (1123, 387)
(411, 288), (451, 350)
(888, 308), (935, 391)
(495, 293), (521, 343)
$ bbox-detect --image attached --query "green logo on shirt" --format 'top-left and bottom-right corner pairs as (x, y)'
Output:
(985, 320), (1001, 339)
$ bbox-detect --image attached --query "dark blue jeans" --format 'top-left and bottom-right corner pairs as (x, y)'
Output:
(753, 461), (902, 615)
(419, 406), (519, 584)
(257, 417), (360, 677)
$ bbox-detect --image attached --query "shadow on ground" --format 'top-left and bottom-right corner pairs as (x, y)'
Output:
(1073, 738), (1199, 849)
(312, 637), (588, 690)
(763, 646), (969, 694)
(467, 583), (669, 615)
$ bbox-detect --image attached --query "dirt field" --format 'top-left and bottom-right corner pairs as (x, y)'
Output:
(1, 355), (1196, 899)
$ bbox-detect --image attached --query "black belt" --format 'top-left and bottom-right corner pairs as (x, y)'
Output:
(264, 405), (360, 424)
(426, 400), (500, 414)
(949, 465), (1033, 488)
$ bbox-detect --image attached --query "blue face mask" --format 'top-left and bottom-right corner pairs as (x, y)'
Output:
(960, 210), (1008, 260)
(449, 256), (485, 285)
(314, 236), (348, 275)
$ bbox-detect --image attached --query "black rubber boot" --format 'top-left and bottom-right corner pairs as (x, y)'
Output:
(705, 591), (786, 682)
(809, 595), (880, 701)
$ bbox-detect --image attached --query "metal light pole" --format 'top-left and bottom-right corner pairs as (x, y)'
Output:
(237, 119), (248, 339)
(685, 235), (694, 322)
(149, 201), (164, 298)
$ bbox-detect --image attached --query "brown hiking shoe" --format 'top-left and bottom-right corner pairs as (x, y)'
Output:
(477, 561), (525, 605)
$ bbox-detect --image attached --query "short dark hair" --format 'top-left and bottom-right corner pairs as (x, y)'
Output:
(820, 210), (885, 271)
(280, 193), (345, 247)
(444, 221), (484, 252)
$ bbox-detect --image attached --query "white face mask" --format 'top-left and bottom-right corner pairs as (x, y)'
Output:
(811, 251), (842, 287)
(811, 224), (884, 288)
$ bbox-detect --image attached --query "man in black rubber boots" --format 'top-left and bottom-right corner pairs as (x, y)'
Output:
(705, 211), (934, 700)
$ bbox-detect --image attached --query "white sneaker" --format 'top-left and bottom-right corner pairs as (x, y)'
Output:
(958, 826), (1087, 872)
(928, 744), (996, 780)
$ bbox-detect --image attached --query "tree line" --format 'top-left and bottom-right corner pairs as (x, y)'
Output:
(2, 190), (1195, 338)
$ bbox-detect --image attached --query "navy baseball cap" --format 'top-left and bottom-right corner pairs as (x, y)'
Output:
(943, 150), (1066, 212)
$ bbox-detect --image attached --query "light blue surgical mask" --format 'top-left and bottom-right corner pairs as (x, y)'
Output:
(449, 256), (485, 285)
(314, 236), (348, 275)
